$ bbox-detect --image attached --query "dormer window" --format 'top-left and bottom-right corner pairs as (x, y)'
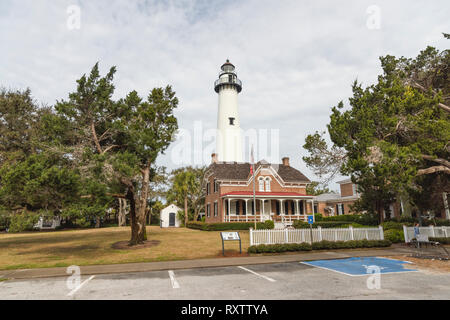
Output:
(265, 177), (271, 192)
(258, 176), (271, 192)
(258, 177), (264, 192)
(229, 117), (235, 125)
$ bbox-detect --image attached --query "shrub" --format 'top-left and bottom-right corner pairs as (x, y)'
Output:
(320, 214), (378, 226)
(429, 237), (450, 244)
(293, 220), (309, 229)
(8, 212), (40, 232)
(248, 239), (391, 253)
(314, 213), (323, 221)
(384, 229), (404, 243)
(381, 221), (404, 231)
(293, 220), (372, 229)
(263, 220), (275, 230)
(435, 220), (450, 227)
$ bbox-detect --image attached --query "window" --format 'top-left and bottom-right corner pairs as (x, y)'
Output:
(291, 201), (295, 215)
(243, 201), (247, 215)
(258, 177), (264, 192)
(229, 117), (235, 125)
(206, 182), (210, 195)
(265, 178), (271, 192)
(337, 203), (343, 215)
(276, 201), (280, 215)
(284, 201), (289, 215)
(251, 201), (255, 214)
(214, 180), (218, 193)
(236, 201), (240, 216)
(214, 202), (218, 217)
(299, 201), (304, 215)
(207, 204), (211, 217)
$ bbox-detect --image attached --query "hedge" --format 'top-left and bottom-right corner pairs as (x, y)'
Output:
(384, 229), (404, 243)
(293, 220), (372, 229)
(186, 221), (267, 231)
(248, 239), (392, 253)
(381, 221), (407, 231)
(429, 237), (450, 245)
(315, 214), (378, 226)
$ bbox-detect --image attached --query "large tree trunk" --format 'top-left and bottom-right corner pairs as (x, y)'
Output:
(118, 198), (127, 227)
(127, 187), (140, 245)
(123, 165), (150, 246)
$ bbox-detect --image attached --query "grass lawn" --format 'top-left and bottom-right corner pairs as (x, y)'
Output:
(0, 226), (249, 270)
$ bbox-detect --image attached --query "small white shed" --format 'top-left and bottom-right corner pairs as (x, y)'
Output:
(160, 204), (182, 228)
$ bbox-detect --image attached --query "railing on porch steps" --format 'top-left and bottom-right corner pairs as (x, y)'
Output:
(226, 215), (309, 223)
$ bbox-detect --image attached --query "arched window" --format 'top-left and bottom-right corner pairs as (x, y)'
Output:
(265, 177), (271, 192)
(258, 177), (264, 192)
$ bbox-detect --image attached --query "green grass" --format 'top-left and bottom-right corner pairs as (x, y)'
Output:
(0, 226), (249, 270)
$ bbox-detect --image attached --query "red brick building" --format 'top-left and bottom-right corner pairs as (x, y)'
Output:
(204, 155), (315, 224)
(314, 179), (360, 216)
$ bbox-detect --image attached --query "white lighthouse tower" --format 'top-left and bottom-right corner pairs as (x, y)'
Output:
(214, 59), (243, 162)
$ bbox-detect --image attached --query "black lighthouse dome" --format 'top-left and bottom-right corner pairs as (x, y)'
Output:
(214, 59), (242, 93)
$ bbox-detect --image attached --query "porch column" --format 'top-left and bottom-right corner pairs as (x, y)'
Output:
(227, 198), (231, 222)
(295, 199), (299, 216)
(260, 199), (264, 222)
(280, 199), (284, 216)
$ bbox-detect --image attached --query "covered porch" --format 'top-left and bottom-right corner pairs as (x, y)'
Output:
(221, 192), (315, 224)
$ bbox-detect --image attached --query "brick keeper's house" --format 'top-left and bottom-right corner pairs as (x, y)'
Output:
(204, 154), (316, 225)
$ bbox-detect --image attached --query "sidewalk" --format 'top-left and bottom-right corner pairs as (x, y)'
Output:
(0, 246), (413, 280)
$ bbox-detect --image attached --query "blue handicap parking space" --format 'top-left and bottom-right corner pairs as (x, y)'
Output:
(302, 257), (417, 276)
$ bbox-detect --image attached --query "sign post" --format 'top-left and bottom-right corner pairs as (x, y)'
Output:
(220, 232), (242, 256)
(307, 215), (314, 244)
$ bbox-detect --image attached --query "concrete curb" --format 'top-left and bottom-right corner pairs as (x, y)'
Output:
(1, 247), (413, 281)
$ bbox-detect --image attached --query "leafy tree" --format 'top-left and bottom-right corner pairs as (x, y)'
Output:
(166, 166), (206, 224)
(0, 89), (82, 220)
(0, 88), (39, 162)
(55, 63), (178, 244)
(306, 181), (334, 196)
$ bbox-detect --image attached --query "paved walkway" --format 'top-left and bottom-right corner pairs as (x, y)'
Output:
(0, 246), (413, 280)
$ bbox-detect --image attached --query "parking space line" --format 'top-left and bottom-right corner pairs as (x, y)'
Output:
(67, 275), (95, 296)
(168, 270), (180, 289)
(238, 266), (276, 282)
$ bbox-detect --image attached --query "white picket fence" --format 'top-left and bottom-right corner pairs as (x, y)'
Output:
(249, 226), (384, 246)
(403, 225), (450, 243)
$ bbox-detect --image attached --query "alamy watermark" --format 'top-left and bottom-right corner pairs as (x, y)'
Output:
(67, 5), (81, 30)
(170, 122), (281, 166)
(366, 5), (381, 30)
(365, 265), (381, 289)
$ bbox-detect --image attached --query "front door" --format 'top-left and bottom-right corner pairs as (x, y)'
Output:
(169, 212), (176, 227)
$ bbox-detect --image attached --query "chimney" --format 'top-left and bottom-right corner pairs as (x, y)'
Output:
(211, 153), (218, 164)
(282, 157), (290, 166)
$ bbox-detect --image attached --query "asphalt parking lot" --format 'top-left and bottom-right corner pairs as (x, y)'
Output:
(1, 258), (449, 300)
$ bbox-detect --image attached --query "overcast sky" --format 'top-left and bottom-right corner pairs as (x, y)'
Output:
(1, 0), (448, 191)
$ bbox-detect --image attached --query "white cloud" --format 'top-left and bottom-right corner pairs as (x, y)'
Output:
(1, 0), (448, 189)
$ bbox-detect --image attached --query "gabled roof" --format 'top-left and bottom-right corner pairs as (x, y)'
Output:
(206, 161), (310, 183)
